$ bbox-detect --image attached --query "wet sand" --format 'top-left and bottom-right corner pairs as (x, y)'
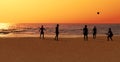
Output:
(0, 36), (120, 62)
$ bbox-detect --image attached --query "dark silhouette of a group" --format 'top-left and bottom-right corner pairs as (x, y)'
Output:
(83, 25), (97, 41)
(39, 24), (113, 41)
(83, 25), (113, 41)
(39, 24), (59, 41)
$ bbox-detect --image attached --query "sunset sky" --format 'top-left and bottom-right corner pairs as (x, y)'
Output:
(0, 0), (120, 23)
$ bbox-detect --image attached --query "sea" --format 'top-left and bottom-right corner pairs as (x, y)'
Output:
(0, 23), (119, 38)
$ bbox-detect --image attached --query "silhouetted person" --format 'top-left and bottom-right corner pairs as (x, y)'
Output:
(39, 25), (45, 39)
(83, 25), (88, 41)
(55, 24), (59, 41)
(107, 28), (113, 41)
(93, 26), (97, 39)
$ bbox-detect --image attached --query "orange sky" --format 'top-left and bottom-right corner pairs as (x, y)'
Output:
(0, 0), (120, 23)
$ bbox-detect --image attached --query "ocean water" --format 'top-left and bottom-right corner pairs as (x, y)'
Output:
(0, 23), (120, 38)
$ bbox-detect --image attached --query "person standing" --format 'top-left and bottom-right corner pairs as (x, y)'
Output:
(93, 26), (97, 39)
(39, 25), (45, 39)
(83, 25), (88, 41)
(107, 28), (113, 41)
(55, 24), (59, 41)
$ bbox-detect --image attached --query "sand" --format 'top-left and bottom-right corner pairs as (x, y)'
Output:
(0, 36), (120, 62)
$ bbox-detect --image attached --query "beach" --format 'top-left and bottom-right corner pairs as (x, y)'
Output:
(0, 36), (120, 62)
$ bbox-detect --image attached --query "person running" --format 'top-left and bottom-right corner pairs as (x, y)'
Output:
(55, 24), (59, 41)
(39, 25), (45, 39)
(83, 25), (88, 41)
(93, 26), (97, 39)
(107, 28), (113, 41)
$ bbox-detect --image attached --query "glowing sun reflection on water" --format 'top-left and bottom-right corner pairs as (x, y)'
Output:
(0, 23), (11, 29)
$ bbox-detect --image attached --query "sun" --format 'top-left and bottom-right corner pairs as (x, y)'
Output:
(0, 23), (11, 29)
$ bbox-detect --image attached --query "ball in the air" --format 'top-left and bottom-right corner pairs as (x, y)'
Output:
(97, 12), (100, 14)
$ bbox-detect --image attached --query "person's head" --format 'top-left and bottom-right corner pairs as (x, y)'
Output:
(57, 24), (59, 27)
(85, 25), (87, 28)
(41, 25), (43, 28)
(94, 26), (96, 28)
(109, 28), (111, 31)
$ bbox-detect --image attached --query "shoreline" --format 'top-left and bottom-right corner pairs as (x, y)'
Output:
(0, 34), (120, 38)
(0, 35), (120, 38)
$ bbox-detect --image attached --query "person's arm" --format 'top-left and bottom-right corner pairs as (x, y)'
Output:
(44, 28), (46, 30)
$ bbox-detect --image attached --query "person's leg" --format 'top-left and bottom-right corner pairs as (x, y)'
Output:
(84, 35), (88, 41)
(40, 34), (41, 39)
(56, 34), (58, 40)
(110, 36), (113, 41)
(107, 36), (109, 41)
(84, 35), (86, 40)
(94, 34), (96, 39)
(86, 35), (88, 41)
(43, 33), (44, 39)
(93, 34), (95, 39)
(95, 34), (96, 39)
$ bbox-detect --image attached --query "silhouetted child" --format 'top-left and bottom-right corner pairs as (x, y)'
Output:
(93, 26), (97, 39)
(39, 25), (45, 39)
(55, 24), (59, 41)
(83, 25), (88, 41)
(107, 28), (113, 41)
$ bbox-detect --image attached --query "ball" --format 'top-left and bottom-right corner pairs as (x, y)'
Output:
(97, 12), (100, 15)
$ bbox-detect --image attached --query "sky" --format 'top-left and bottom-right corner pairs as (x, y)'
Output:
(0, 0), (120, 23)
